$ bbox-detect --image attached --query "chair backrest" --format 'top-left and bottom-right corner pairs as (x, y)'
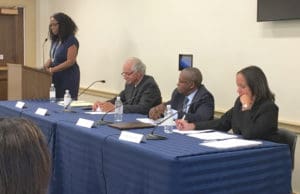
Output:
(277, 128), (298, 170)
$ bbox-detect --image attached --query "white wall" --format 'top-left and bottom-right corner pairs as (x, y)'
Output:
(36, 0), (300, 191)
(37, 0), (300, 125)
(39, 1), (300, 116)
(36, 0), (50, 66)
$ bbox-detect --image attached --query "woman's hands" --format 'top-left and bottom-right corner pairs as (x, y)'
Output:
(240, 94), (254, 111)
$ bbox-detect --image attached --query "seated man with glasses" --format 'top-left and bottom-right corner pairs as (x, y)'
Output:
(149, 67), (214, 122)
(93, 57), (162, 114)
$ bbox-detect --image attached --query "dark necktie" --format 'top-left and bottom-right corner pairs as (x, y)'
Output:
(129, 87), (136, 104)
(183, 97), (189, 113)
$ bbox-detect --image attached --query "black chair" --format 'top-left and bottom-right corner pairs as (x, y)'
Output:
(276, 128), (298, 170)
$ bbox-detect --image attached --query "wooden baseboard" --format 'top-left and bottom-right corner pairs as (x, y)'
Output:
(81, 88), (300, 134)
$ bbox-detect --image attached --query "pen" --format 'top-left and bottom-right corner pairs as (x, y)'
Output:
(182, 114), (186, 120)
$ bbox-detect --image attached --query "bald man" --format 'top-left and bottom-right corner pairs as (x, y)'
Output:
(93, 57), (162, 114)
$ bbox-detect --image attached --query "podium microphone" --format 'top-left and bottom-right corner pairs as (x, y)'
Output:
(64, 80), (106, 112)
(78, 80), (106, 97)
(146, 101), (193, 140)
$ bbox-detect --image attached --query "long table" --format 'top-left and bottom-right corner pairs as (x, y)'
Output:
(0, 100), (292, 194)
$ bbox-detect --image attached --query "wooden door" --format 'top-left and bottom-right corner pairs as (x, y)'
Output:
(0, 7), (24, 100)
(0, 7), (24, 66)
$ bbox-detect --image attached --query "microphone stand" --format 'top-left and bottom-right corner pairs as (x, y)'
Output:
(96, 93), (139, 126)
(96, 106), (115, 126)
(146, 101), (193, 140)
(78, 80), (106, 97)
(63, 80), (106, 113)
(145, 111), (178, 140)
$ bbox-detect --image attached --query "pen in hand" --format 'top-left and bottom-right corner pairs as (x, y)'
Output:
(182, 114), (186, 120)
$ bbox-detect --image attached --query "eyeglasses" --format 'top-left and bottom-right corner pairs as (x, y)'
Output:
(49, 23), (59, 27)
(121, 71), (135, 76)
(178, 79), (191, 84)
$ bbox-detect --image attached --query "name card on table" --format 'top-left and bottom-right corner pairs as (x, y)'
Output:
(35, 108), (48, 116)
(76, 118), (95, 128)
(119, 131), (145, 144)
(15, 101), (25, 109)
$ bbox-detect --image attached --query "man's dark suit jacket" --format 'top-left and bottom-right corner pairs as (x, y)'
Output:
(109, 75), (162, 115)
(167, 85), (214, 122)
(194, 98), (279, 140)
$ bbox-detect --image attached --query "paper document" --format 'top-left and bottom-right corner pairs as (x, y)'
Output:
(57, 100), (93, 107)
(136, 118), (175, 126)
(188, 131), (237, 140)
(201, 138), (262, 149)
(173, 129), (213, 134)
(85, 111), (115, 115)
(136, 118), (156, 125)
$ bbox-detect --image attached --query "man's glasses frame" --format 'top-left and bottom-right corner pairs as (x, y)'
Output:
(121, 71), (135, 76)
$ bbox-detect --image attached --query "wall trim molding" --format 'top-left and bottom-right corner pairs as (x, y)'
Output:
(79, 88), (116, 100)
(81, 88), (300, 134)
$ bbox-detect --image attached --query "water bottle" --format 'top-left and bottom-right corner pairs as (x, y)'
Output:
(163, 105), (174, 133)
(49, 83), (56, 103)
(114, 96), (123, 122)
(64, 89), (72, 110)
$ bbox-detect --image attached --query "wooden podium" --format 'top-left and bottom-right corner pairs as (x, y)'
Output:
(7, 63), (52, 100)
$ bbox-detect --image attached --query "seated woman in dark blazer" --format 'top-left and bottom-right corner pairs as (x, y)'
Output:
(176, 65), (279, 140)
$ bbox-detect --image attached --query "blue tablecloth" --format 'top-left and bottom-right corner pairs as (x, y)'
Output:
(0, 100), (292, 194)
(0, 100), (23, 117)
(101, 130), (291, 194)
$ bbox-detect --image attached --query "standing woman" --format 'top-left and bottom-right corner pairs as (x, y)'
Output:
(44, 12), (80, 99)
